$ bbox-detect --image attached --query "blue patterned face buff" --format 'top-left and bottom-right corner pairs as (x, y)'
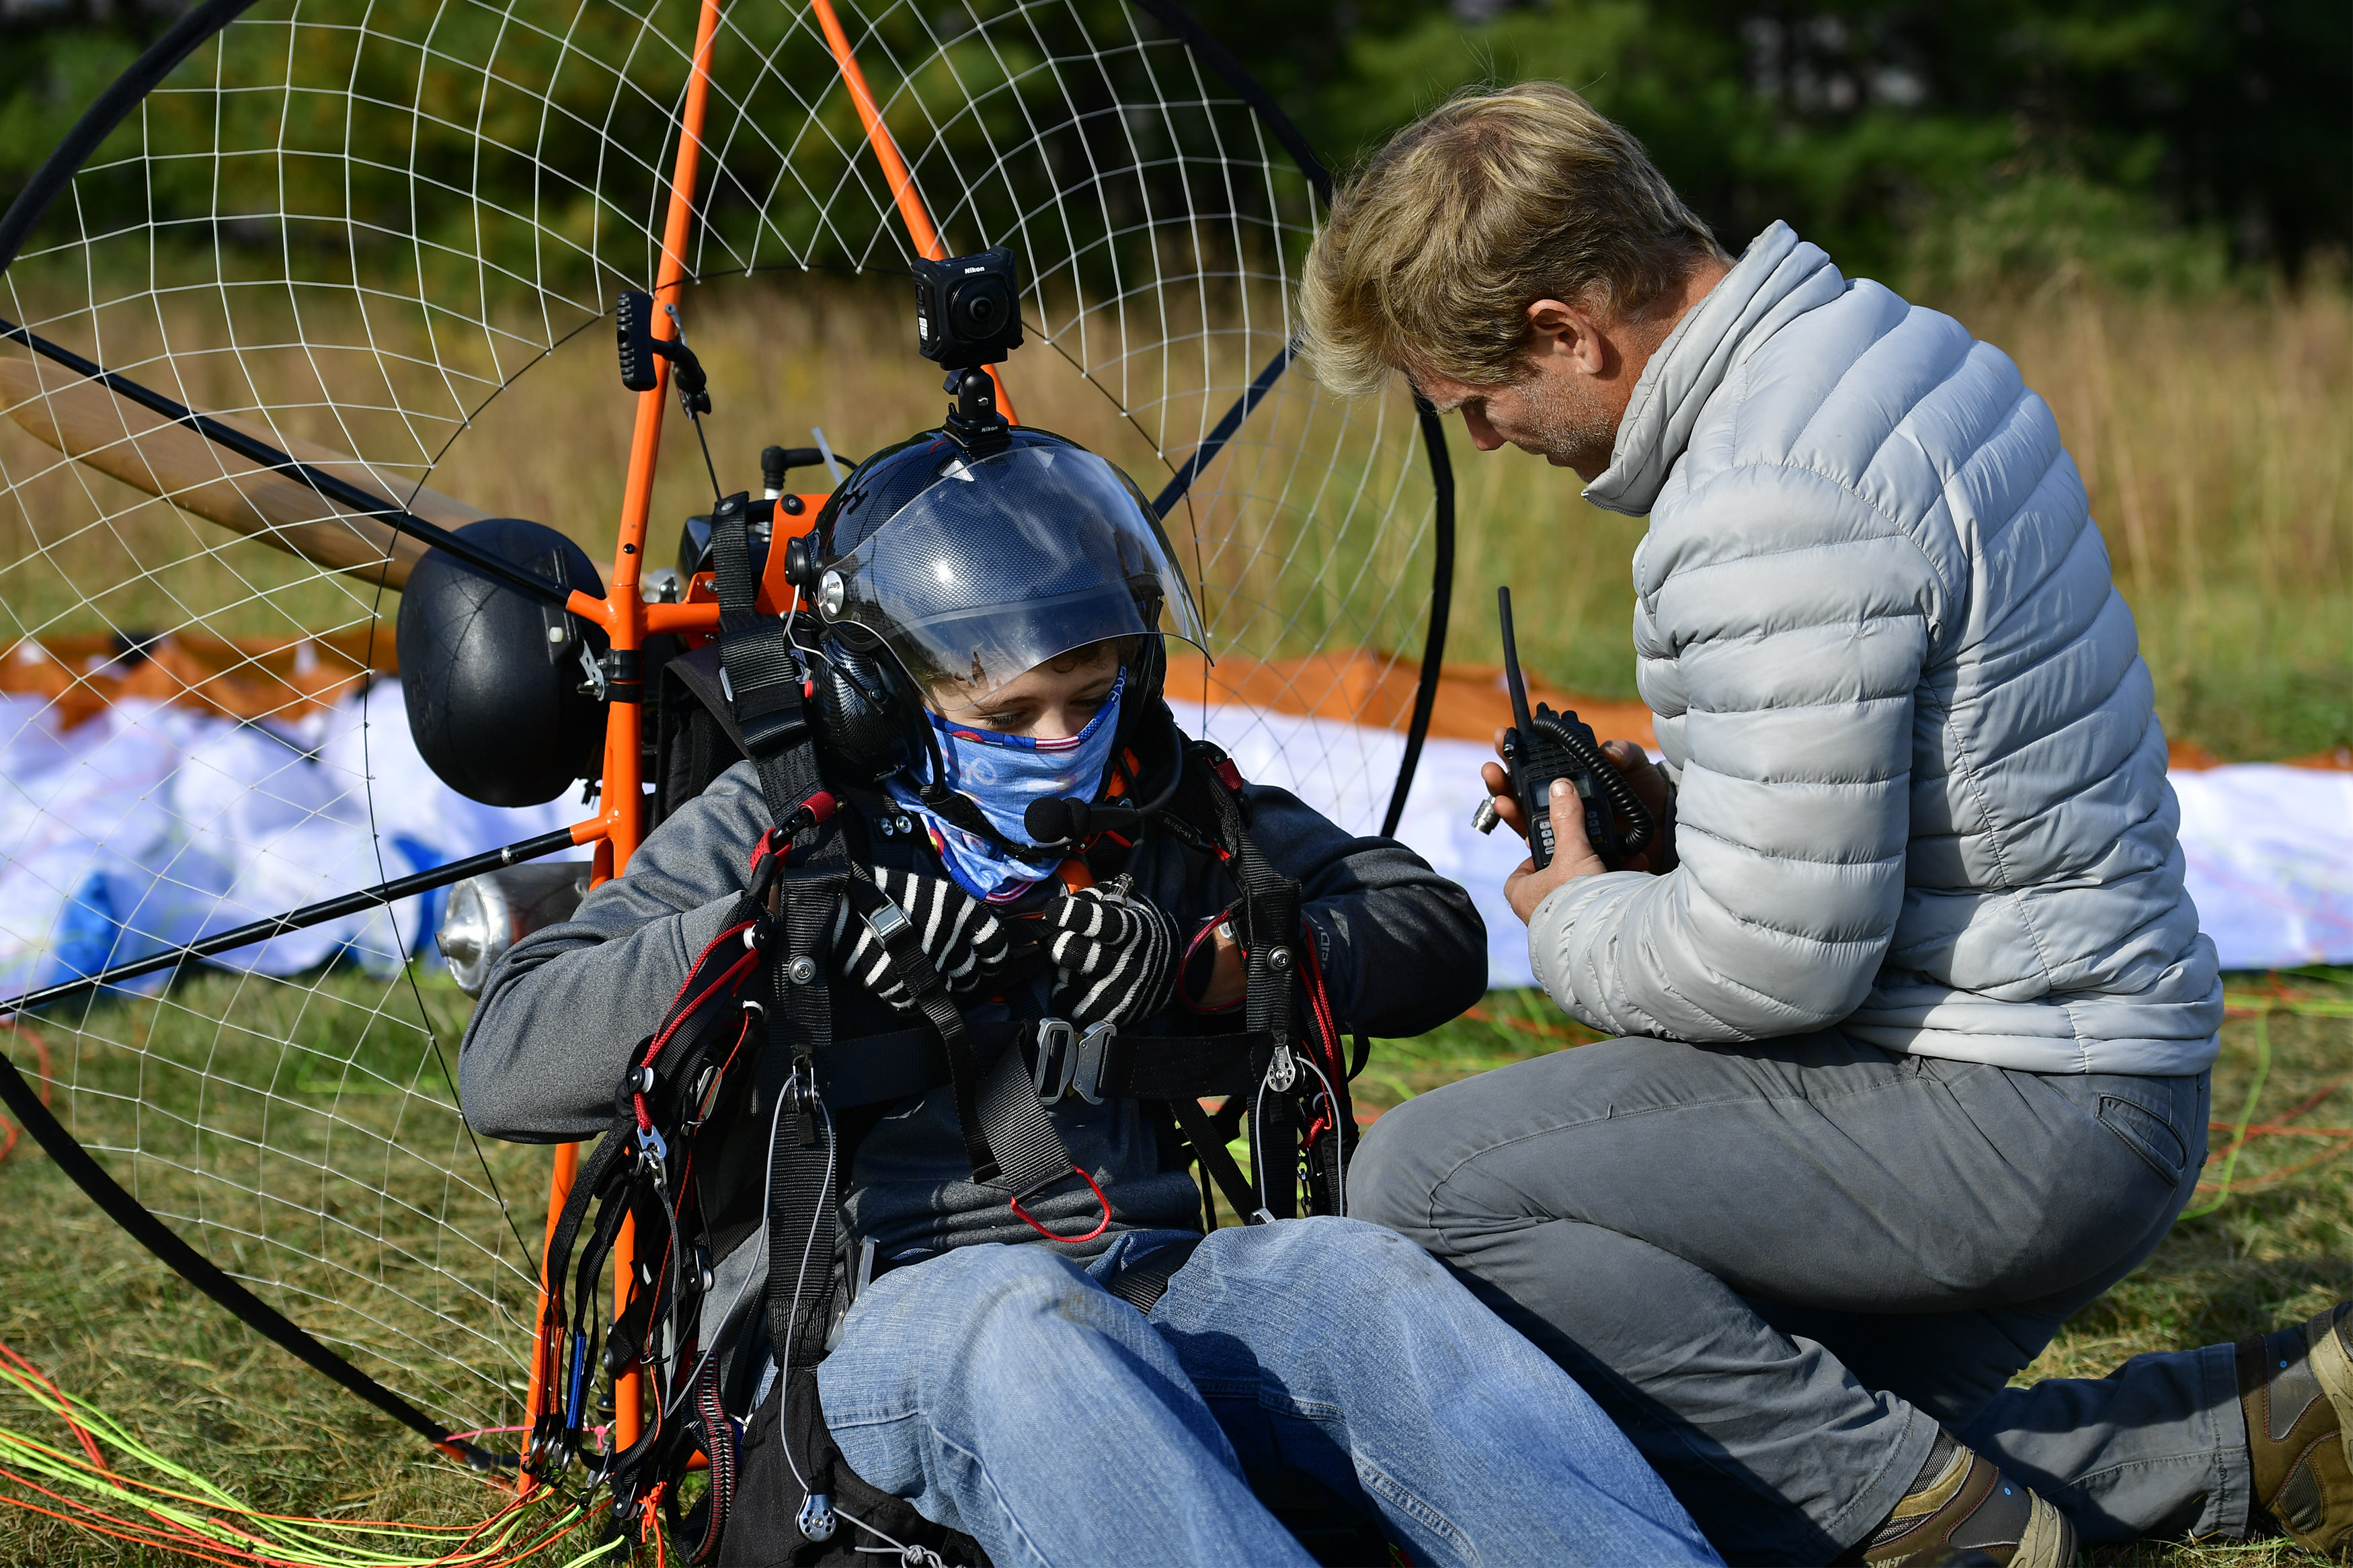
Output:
(886, 671), (1125, 903)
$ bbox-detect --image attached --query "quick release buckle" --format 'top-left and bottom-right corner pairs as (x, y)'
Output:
(1031, 1019), (1076, 1100)
(1071, 1022), (1115, 1106)
(1031, 1019), (1115, 1104)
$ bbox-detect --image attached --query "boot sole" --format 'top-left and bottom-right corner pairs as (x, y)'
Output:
(2015, 1489), (2078, 1568)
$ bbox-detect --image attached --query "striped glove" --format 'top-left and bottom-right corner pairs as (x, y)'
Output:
(1045, 881), (1180, 1028)
(832, 868), (1014, 1011)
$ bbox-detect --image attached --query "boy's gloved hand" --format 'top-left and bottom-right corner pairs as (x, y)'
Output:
(833, 868), (1014, 1010)
(1045, 880), (1180, 1028)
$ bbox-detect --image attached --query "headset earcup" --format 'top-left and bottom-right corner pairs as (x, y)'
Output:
(1111, 632), (1169, 757)
(814, 638), (924, 784)
(1133, 632), (1166, 709)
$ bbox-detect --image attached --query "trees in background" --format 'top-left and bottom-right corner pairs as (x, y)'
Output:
(1, 0), (2346, 291)
(1193, 0), (2351, 290)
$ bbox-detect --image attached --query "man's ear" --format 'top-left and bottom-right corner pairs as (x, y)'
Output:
(1525, 296), (1613, 379)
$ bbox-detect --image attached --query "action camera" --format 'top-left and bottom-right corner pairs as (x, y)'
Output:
(913, 246), (1025, 370)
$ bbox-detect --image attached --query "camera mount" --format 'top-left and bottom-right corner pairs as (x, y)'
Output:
(941, 367), (1010, 458)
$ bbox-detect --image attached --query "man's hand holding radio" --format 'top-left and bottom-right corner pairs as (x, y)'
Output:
(1482, 735), (1667, 922)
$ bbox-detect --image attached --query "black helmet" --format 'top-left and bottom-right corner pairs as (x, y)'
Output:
(812, 427), (1205, 706)
(797, 427), (1205, 809)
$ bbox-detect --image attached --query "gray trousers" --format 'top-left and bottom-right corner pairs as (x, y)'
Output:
(1349, 1030), (2235, 1564)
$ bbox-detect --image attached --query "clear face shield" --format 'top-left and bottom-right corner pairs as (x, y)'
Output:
(815, 444), (1207, 710)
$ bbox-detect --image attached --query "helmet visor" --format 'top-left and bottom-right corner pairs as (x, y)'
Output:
(820, 444), (1206, 704)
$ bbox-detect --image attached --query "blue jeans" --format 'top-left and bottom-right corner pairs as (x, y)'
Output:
(816, 1215), (1719, 1568)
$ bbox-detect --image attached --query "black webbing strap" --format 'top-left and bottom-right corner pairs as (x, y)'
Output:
(699, 494), (850, 1467)
(550, 1116), (638, 1331)
(802, 1018), (1261, 1116)
(1020, 1024), (1265, 1103)
(750, 802), (850, 1538)
(603, 1191), (668, 1374)
(840, 876), (998, 1179)
(709, 493), (811, 797)
(762, 848), (847, 1376)
(1090, 1030), (1263, 1100)
(707, 490), (760, 624)
(1191, 753), (1305, 1218)
(1170, 1095), (1259, 1223)
(974, 1046), (1078, 1202)
(1103, 1235), (1203, 1314)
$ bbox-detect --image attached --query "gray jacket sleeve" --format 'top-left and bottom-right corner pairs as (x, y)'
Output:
(457, 766), (774, 1143)
(1238, 784), (1487, 1039)
(1527, 466), (1937, 1042)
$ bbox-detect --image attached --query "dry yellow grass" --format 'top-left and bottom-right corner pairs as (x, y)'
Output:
(0, 271), (1441, 703)
(5, 276), (2344, 755)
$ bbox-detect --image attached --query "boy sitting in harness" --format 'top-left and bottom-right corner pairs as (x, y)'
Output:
(457, 418), (1718, 1568)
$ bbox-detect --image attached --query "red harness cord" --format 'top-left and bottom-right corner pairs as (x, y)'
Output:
(1009, 1165), (1114, 1245)
(1300, 934), (1347, 1146)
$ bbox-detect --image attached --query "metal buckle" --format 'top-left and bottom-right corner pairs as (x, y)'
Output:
(1070, 1021), (1115, 1106)
(865, 899), (911, 942)
(1031, 1019), (1076, 1100)
(637, 1122), (668, 1171)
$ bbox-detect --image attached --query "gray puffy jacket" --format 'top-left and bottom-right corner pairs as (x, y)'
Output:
(1529, 221), (2222, 1074)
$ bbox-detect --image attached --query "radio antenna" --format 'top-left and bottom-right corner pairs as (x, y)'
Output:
(1499, 586), (1537, 739)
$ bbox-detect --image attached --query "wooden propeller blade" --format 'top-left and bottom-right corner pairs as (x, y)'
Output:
(1, 358), (491, 591)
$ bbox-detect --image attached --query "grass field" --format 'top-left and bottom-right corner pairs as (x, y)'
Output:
(0, 968), (2348, 1564)
(0, 244), (2346, 1566)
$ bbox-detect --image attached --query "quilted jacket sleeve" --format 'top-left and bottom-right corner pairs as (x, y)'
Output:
(1527, 464), (1940, 1042)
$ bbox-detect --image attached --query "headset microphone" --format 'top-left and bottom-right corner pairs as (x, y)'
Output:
(1025, 796), (1146, 844)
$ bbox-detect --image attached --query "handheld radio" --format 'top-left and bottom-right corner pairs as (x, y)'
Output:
(1491, 586), (1654, 872)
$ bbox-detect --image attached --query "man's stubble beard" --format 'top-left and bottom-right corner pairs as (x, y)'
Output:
(1517, 376), (1620, 476)
(1506, 371), (1619, 474)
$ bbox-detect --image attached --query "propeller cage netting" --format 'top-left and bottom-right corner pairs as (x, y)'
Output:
(0, 0), (1447, 1432)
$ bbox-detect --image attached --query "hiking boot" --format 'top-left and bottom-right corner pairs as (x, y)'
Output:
(2241, 1303), (2353, 1553)
(1853, 1432), (2077, 1567)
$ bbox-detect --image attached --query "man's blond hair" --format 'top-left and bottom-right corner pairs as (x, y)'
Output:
(1301, 82), (1725, 398)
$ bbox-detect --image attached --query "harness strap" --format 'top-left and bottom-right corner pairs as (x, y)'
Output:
(762, 851), (847, 1376)
(1022, 1023), (1265, 1102)
(1170, 1094), (1261, 1223)
(840, 876), (998, 1179)
(712, 495), (856, 1512)
(974, 1045), (1078, 1200)
(544, 1112), (634, 1307)
(1187, 747), (1308, 1218)
(1103, 1235), (1202, 1314)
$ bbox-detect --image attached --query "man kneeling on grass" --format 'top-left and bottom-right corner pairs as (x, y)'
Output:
(458, 424), (1719, 1567)
(1308, 81), (2353, 1567)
